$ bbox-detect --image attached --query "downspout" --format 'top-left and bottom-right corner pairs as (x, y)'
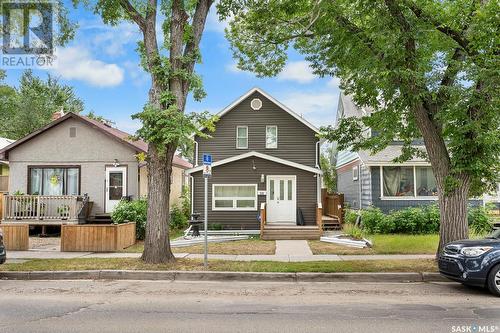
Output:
(189, 175), (194, 215)
(194, 141), (199, 167)
(315, 140), (320, 168)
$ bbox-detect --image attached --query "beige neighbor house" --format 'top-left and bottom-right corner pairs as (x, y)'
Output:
(0, 137), (15, 193)
(0, 112), (191, 224)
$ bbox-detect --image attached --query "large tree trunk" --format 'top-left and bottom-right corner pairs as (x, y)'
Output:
(437, 179), (470, 254)
(412, 104), (471, 255)
(141, 143), (176, 263)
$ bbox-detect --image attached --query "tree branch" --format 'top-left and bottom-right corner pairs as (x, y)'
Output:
(119, 0), (146, 31)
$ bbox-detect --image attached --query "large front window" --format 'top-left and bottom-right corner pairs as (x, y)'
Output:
(212, 184), (257, 211)
(29, 167), (80, 195)
(381, 166), (437, 198)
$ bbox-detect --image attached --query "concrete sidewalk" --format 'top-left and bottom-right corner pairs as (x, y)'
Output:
(5, 250), (435, 262)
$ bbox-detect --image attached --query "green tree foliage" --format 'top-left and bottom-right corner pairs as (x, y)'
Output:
(0, 70), (84, 139)
(219, 0), (499, 252)
(320, 153), (336, 194)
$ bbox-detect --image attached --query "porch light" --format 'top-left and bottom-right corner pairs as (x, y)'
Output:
(260, 174), (265, 183)
(113, 159), (120, 167)
(252, 160), (257, 171)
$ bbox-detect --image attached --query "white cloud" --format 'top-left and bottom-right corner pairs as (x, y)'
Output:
(52, 46), (124, 87)
(123, 61), (149, 86)
(327, 77), (341, 89)
(225, 62), (243, 73)
(277, 61), (316, 84)
(206, 6), (230, 33)
(279, 90), (338, 127)
(91, 23), (140, 57)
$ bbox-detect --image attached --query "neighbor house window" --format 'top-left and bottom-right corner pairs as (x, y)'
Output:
(266, 125), (277, 149)
(352, 165), (359, 181)
(212, 184), (257, 211)
(381, 166), (437, 198)
(382, 166), (414, 197)
(416, 167), (438, 196)
(28, 167), (80, 195)
(236, 126), (248, 149)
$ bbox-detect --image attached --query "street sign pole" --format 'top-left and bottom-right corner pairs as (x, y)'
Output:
(204, 176), (208, 267)
(202, 154), (212, 269)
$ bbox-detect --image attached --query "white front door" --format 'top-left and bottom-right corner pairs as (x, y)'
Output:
(266, 175), (296, 224)
(105, 166), (127, 213)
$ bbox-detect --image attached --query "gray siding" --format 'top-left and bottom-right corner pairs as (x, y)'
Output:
(192, 157), (318, 230)
(360, 164), (372, 208)
(195, 91), (319, 167)
(8, 118), (140, 215)
(337, 167), (360, 209)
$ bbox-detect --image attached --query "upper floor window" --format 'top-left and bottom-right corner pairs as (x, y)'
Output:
(236, 126), (248, 149)
(266, 125), (278, 149)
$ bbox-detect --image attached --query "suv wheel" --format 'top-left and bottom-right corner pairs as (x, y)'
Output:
(487, 264), (500, 297)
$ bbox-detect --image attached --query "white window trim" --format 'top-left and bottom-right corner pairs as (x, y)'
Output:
(379, 165), (438, 201)
(236, 126), (248, 149)
(352, 165), (359, 181)
(265, 125), (278, 149)
(212, 184), (258, 211)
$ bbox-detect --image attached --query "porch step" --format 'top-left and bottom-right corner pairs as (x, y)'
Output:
(322, 215), (342, 231)
(86, 214), (113, 224)
(261, 225), (321, 240)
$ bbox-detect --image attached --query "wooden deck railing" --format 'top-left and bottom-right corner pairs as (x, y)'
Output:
(2, 195), (82, 222)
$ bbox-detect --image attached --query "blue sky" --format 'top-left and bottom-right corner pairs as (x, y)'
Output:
(2, 1), (340, 134)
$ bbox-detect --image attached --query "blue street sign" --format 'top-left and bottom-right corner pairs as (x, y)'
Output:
(203, 154), (212, 165)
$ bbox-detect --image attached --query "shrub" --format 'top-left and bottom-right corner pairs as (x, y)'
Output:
(209, 223), (223, 230)
(111, 199), (147, 240)
(180, 186), (191, 218)
(468, 206), (493, 236)
(343, 224), (364, 240)
(170, 204), (188, 230)
(360, 207), (387, 233)
(344, 209), (359, 225)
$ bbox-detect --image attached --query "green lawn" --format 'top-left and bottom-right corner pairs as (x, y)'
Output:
(0, 258), (437, 273)
(122, 239), (276, 255)
(309, 234), (439, 255)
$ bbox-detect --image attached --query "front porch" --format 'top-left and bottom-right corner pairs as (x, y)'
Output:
(2, 195), (91, 224)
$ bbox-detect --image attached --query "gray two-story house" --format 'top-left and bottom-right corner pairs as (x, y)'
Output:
(185, 88), (324, 239)
(335, 93), (483, 212)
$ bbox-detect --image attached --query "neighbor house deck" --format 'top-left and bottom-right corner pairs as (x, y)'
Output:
(1, 195), (90, 225)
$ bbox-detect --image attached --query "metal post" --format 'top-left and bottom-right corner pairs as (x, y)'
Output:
(204, 176), (208, 268)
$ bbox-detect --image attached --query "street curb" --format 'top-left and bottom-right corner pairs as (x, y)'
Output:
(0, 270), (449, 283)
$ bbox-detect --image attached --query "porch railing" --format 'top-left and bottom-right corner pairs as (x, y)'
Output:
(2, 195), (83, 222)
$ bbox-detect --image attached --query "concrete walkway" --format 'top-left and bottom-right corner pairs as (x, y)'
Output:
(275, 240), (313, 256)
(5, 250), (435, 263)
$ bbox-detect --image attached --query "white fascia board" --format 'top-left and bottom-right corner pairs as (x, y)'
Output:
(364, 161), (431, 167)
(194, 87), (320, 136)
(185, 151), (323, 175)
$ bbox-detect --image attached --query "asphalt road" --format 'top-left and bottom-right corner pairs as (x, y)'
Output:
(0, 280), (499, 333)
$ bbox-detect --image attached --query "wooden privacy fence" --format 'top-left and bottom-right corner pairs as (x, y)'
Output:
(1, 224), (29, 250)
(61, 222), (136, 252)
(321, 190), (344, 224)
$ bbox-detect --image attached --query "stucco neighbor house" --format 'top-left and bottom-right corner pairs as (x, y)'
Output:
(0, 112), (191, 223)
(0, 137), (15, 193)
(185, 88), (328, 239)
(335, 93), (483, 213)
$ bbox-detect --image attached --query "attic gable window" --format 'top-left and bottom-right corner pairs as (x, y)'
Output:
(236, 126), (248, 149)
(250, 98), (262, 110)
